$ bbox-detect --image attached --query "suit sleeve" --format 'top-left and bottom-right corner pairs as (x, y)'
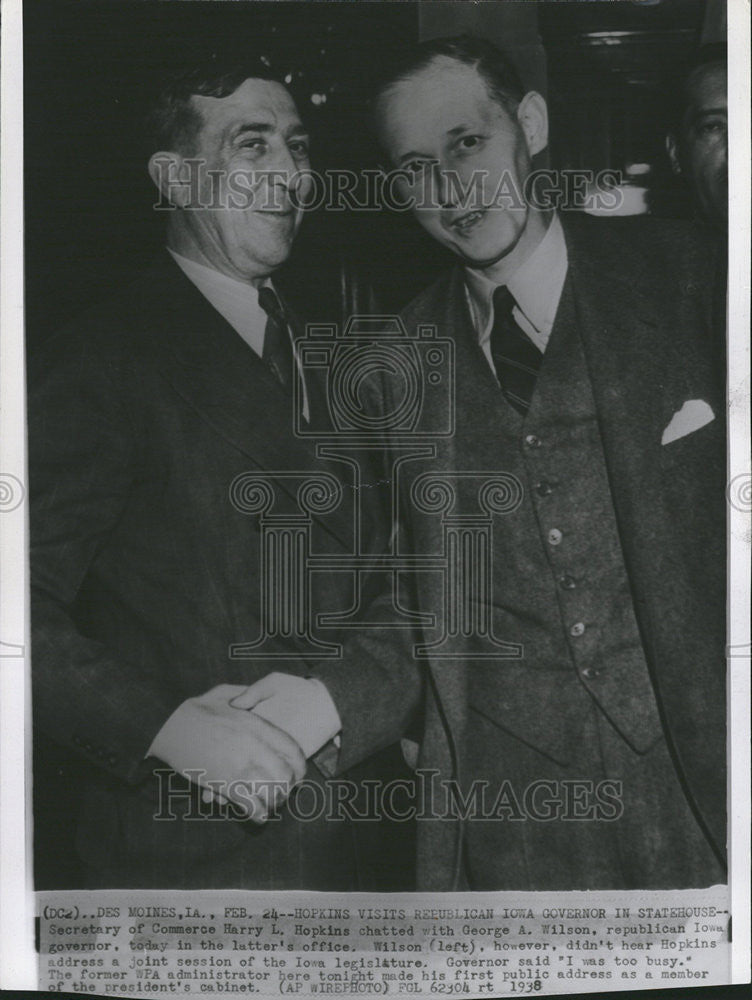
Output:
(29, 326), (184, 785)
(307, 364), (425, 775)
(311, 565), (424, 775)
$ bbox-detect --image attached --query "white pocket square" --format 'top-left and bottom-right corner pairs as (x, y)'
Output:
(661, 399), (715, 445)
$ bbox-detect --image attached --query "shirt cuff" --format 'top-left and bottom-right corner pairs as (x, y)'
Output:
(146, 701), (191, 764)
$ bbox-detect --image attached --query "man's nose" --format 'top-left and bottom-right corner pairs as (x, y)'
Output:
(273, 142), (304, 185)
(430, 161), (456, 210)
(259, 145), (303, 205)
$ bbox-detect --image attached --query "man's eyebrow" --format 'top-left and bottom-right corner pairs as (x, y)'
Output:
(690, 107), (727, 124)
(395, 150), (432, 165)
(394, 125), (473, 161)
(229, 122), (274, 140)
(228, 121), (309, 141)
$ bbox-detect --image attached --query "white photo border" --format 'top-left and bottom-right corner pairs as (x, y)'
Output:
(1, 0), (750, 992)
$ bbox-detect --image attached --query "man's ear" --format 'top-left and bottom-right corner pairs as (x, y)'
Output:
(665, 133), (682, 175)
(147, 151), (190, 208)
(516, 92), (548, 158)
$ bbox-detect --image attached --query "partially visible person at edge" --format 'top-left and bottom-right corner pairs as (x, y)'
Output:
(665, 43), (728, 233)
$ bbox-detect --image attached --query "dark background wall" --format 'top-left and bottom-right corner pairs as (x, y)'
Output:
(24, 0), (716, 353)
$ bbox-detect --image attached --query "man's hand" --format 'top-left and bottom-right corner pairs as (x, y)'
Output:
(149, 684), (306, 823)
(230, 672), (342, 758)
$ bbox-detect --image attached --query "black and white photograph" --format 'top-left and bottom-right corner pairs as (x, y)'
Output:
(0, 0), (749, 996)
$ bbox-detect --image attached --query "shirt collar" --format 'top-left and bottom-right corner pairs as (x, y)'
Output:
(464, 214), (568, 348)
(167, 248), (273, 357)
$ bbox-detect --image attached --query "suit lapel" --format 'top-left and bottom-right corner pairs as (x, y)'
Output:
(275, 281), (381, 546)
(444, 267), (513, 438)
(415, 270), (533, 888)
(564, 222), (668, 482)
(147, 256), (354, 551)
(562, 219), (681, 619)
(406, 268), (512, 774)
(563, 219), (726, 856)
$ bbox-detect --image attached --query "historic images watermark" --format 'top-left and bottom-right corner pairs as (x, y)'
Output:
(151, 162), (626, 214)
(154, 769), (624, 825)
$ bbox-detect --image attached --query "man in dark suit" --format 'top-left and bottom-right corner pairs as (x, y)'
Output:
(30, 58), (420, 889)
(363, 35), (726, 891)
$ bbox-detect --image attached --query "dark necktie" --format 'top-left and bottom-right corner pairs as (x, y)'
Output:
(489, 286), (543, 415)
(258, 286), (294, 391)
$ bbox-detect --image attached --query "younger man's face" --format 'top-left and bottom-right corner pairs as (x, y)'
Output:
(376, 57), (541, 270)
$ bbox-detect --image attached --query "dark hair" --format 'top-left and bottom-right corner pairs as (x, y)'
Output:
(147, 54), (287, 154)
(667, 42), (727, 133)
(373, 34), (526, 117)
(687, 42), (727, 77)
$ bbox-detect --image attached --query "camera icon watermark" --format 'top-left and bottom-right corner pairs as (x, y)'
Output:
(294, 314), (454, 440)
(230, 313), (522, 662)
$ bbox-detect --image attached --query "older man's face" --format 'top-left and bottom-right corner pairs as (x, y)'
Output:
(679, 62), (727, 226)
(182, 78), (310, 281)
(376, 57), (541, 270)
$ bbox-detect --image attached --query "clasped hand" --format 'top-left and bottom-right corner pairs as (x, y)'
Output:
(149, 679), (309, 824)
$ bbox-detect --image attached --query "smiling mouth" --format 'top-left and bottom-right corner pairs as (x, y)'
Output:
(256, 208), (295, 218)
(449, 210), (486, 234)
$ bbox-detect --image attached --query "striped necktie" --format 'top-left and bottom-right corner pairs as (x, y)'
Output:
(258, 286), (294, 391)
(489, 286), (543, 415)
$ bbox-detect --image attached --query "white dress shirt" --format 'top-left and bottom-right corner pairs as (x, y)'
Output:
(464, 214), (569, 369)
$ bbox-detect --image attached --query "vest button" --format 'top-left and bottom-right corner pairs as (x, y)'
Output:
(547, 528), (563, 546)
(569, 621), (586, 637)
(581, 666), (600, 679)
(524, 434), (542, 449)
(535, 481), (554, 497)
(559, 574), (576, 590)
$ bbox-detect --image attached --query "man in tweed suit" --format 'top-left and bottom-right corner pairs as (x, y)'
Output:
(29, 58), (420, 889)
(354, 34), (726, 890)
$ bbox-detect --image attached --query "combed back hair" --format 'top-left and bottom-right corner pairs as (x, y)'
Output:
(147, 55), (289, 155)
(373, 34), (526, 117)
(667, 42), (728, 133)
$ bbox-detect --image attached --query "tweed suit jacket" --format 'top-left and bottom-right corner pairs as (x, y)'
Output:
(389, 214), (726, 890)
(29, 254), (422, 888)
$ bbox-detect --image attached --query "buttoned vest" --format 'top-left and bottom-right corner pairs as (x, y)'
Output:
(466, 277), (664, 766)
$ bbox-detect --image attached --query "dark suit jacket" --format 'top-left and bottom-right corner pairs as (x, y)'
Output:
(390, 215), (726, 890)
(29, 254), (421, 889)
